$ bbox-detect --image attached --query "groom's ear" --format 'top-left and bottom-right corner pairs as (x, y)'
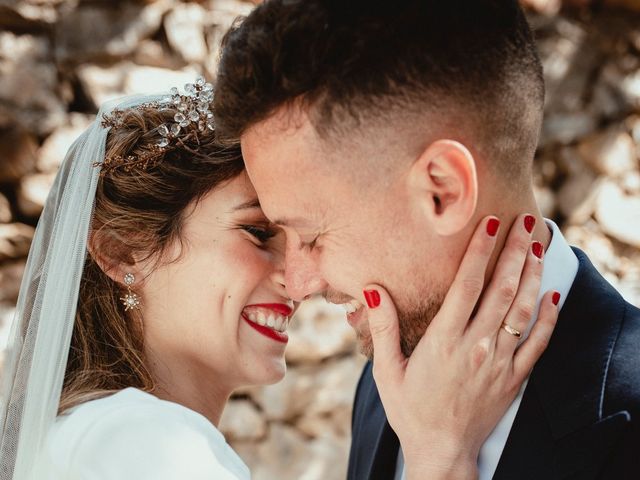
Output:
(408, 139), (478, 236)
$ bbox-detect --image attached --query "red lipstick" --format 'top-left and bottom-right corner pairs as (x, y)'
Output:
(241, 303), (292, 344)
(242, 314), (289, 344)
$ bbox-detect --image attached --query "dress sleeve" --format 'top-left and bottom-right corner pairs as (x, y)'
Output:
(64, 403), (250, 480)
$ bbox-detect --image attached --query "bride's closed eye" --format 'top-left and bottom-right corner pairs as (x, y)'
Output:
(240, 224), (278, 244)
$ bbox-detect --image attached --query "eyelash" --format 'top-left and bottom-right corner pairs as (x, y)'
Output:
(241, 225), (277, 243)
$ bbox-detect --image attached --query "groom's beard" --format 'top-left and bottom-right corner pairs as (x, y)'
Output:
(360, 289), (446, 360)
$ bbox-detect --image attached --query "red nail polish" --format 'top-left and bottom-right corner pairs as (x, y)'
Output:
(524, 215), (536, 234)
(364, 289), (381, 309)
(552, 291), (561, 306)
(532, 241), (544, 259)
(486, 218), (500, 237)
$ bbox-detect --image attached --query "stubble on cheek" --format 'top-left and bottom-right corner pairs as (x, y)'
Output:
(357, 289), (447, 361)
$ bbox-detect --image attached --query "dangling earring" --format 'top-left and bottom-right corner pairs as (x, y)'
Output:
(120, 273), (140, 311)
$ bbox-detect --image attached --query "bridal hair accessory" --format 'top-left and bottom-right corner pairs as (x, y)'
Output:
(98, 76), (215, 175)
(120, 273), (140, 312)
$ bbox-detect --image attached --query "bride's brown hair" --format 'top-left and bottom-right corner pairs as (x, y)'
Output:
(58, 106), (243, 413)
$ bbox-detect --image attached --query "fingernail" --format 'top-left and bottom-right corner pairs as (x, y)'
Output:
(486, 218), (500, 237)
(552, 291), (561, 306)
(524, 215), (536, 234)
(364, 289), (381, 309)
(532, 241), (544, 259)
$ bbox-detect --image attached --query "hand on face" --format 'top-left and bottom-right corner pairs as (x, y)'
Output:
(363, 214), (560, 480)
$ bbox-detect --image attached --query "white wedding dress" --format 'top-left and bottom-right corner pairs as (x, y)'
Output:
(32, 388), (250, 480)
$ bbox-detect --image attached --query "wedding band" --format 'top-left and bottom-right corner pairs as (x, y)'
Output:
(501, 323), (522, 338)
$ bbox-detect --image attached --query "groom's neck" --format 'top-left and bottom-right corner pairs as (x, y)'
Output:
(484, 191), (551, 282)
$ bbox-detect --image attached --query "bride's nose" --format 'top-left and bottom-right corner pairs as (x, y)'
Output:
(283, 243), (328, 302)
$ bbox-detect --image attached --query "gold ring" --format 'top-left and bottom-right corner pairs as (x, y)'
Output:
(501, 323), (522, 338)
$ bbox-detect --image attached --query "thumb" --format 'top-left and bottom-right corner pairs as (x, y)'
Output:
(364, 284), (405, 388)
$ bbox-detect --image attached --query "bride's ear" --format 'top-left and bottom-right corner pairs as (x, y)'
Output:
(87, 228), (143, 285)
(408, 139), (478, 236)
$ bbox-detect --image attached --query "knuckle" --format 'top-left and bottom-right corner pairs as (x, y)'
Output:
(369, 321), (392, 337)
(505, 378), (521, 396)
(530, 334), (550, 355)
(516, 301), (535, 323)
(513, 234), (531, 254)
(498, 278), (519, 300)
(470, 338), (491, 371)
(461, 277), (483, 299)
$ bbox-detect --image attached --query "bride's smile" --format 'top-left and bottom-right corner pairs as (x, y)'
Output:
(137, 171), (295, 408)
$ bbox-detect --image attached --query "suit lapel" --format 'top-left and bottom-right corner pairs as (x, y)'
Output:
(493, 248), (631, 479)
(349, 362), (400, 480)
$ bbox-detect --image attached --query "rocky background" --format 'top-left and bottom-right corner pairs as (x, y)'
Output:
(1, 1), (639, 479)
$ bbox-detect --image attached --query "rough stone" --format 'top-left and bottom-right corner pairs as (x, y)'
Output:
(219, 399), (267, 442)
(250, 356), (365, 422)
(618, 268), (640, 307)
(77, 62), (200, 107)
(577, 129), (638, 177)
(539, 112), (597, 146)
(0, 32), (65, 135)
(0, 126), (38, 184)
(285, 298), (357, 364)
(37, 113), (94, 173)
(0, 261), (26, 304)
(203, 0), (255, 76)
(133, 39), (180, 69)
(0, 193), (11, 224)
(233, 424), (349, 480)
(16, 172), (57, 218)
(595, 181), (640, 248)
(0, 223), (35, 262)
(164, 4), (208, 64)
(533, 185), (556, 218)
(0, 2), (58, 30)
(556, 149), (602, 223)
(564, 223), (620, 273)
(54, 1), (168, 64)
(622, 171), (640, 195)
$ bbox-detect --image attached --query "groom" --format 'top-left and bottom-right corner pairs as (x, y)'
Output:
(214, 1), (640, 479)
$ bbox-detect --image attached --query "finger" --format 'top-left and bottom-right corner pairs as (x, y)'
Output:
(363, 284), (405, 389)
(469, 213), (536, 338)
(513, 290), (560, 380)
(494, 240), (544, 356)
(431, 216), (501, 336)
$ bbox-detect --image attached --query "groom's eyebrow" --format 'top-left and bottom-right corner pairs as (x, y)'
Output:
(273, 216), (310, 227)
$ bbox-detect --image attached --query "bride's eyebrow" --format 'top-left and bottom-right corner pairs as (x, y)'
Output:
(230, 198), (261, 212)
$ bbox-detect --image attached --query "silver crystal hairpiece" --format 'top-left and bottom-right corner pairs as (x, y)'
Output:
(97, 76), (216, 175)
(158, 76), (215, 147)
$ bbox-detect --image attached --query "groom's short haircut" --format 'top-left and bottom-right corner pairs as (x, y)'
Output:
(214, 0), (545, 182)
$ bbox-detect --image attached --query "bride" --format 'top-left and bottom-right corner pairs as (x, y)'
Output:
(0, 79), (558, 480)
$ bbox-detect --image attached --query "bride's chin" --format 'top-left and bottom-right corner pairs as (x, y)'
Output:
(245, 359), (287, 387)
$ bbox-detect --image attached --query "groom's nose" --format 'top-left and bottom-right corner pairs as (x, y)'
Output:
(284, 245), (328, 302)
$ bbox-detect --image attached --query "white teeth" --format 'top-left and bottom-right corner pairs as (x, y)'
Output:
(243, 307), (290, 333)
(340, 299), (361, 314)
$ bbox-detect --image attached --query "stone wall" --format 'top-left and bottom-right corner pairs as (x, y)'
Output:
(0, 1), (639, 479)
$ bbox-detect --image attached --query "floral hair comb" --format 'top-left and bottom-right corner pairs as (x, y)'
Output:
(97, 76), (215, 175)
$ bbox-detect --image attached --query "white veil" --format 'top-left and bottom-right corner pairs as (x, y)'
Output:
(0, 94), (163, 480)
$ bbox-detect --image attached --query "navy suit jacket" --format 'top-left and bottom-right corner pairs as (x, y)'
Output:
(347, 248), (640, 480)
